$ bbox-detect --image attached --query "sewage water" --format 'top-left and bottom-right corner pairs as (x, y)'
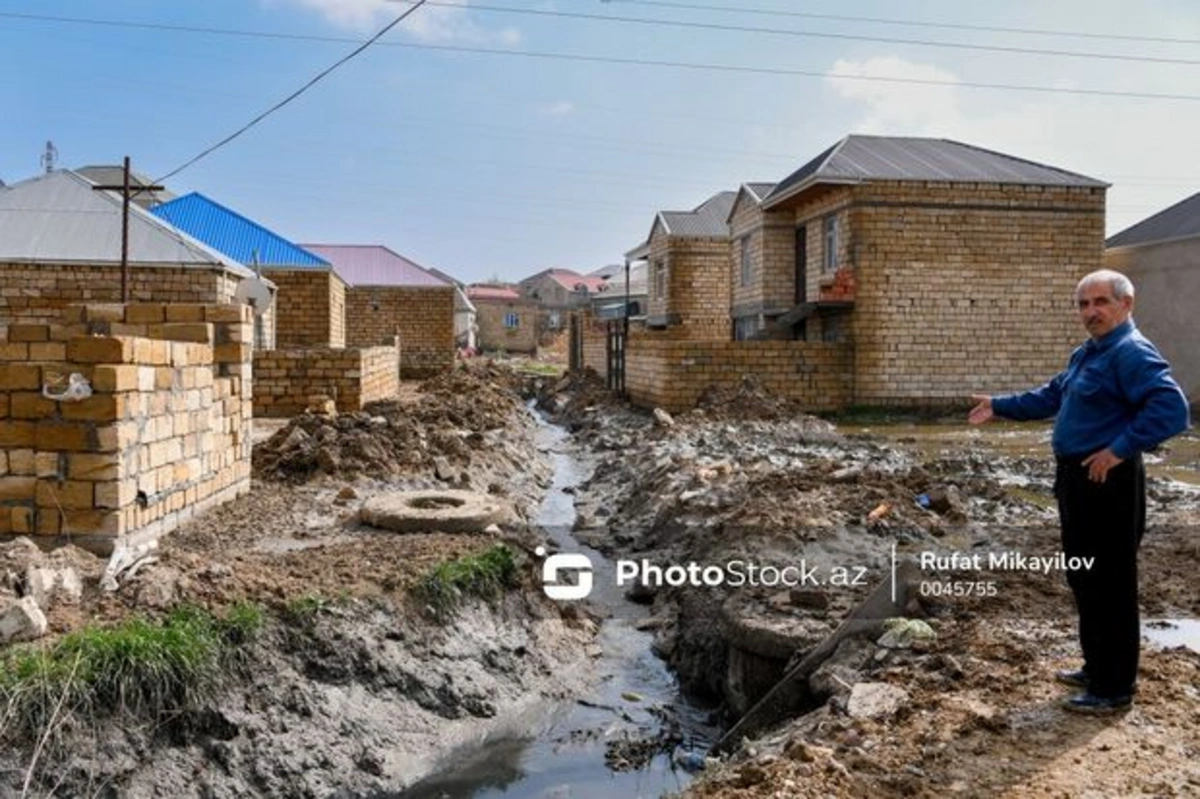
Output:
(399, 414), (718, 798)
(1143, 619), (1200, 654)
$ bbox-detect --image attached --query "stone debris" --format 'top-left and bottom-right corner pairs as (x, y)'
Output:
(0, 596), (48, 642)
(846, 682), (909, 720)
(877, 618), (937, 649)
(359, 490), (513, 534)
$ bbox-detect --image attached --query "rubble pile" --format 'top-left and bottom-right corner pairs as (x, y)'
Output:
(691, 375), (820, 422)
(253, 363), (532, 483)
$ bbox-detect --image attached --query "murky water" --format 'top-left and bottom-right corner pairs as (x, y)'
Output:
(1143, 619), (1200, 654)
(398, 412), (717, 799)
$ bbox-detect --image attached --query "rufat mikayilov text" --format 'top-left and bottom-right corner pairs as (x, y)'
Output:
(920, 550), (1095, 575)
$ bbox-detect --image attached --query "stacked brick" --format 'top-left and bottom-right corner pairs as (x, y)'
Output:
(0, 303), (253, 554)
(252, 344), (399, 417)
(0, 264), (235, 325)
(344, 286), (455, 378)
(729, 195), (798, 322)
(261, 268), (346, 348)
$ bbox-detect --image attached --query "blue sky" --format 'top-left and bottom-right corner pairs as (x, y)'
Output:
(2, 0), (1199, 283)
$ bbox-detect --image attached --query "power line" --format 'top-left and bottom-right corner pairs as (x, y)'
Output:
(599, 0), (1200, 47)
(154, 0), (428, 183)
(384, 1), (1200, 67)
(6, 11), (1200, 104)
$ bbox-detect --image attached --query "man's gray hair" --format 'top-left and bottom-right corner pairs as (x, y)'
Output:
(1076, 269), (1135, 301)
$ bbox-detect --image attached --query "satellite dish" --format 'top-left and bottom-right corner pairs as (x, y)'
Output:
(234, 277), (274, 317)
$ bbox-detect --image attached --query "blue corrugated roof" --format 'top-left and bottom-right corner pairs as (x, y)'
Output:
(151, 193), (329, 268)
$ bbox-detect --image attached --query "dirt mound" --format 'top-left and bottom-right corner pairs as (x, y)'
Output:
(253, 362), (529, 483)
(536, 367), (621, 418)
(691, 375), (828, 423)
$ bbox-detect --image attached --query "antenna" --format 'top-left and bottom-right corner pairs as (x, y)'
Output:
(40, 141), (58, 174)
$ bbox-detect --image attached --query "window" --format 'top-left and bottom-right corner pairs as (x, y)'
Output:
(503, 312), (520, 329)
(547, 311), (561, 329)
(823, 215), (839, 273)
(734, 315), (759, 341)
(739, 235), (752, 287)
(653, 259), (667, 300)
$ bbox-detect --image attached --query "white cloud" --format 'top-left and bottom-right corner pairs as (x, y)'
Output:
(286, 0), (521, 43)
(538, 100), (575, 117)
(824, 56), (1200, 236)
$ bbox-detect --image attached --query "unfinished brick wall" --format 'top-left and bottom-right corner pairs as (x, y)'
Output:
(474, 301), (538, 354)
(838, 181), (1104, 404)
(0, 302), (253, 554)
(252, 344), (399, 417)
(0, 263), (236, 325)
(261, 268), (346, 348)
(622, 334), (852, 413)
(344, 286), (455, 378)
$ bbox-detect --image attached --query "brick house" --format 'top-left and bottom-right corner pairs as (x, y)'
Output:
(467, 286), (538, 354)
(426, 266), (478, 351)
(303, 245), (456, 379)
(747, 135), (1108, 404)
(519, 268), (608, 336)
(598, 136), (1107, 410)
(0, 171), (268, 329)
(1103, 191), (1200, 404)
(152, 193), (338, 350)
(632, 190), (737, 340)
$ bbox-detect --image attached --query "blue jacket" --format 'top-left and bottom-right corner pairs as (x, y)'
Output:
(992, 320), (1190, 459)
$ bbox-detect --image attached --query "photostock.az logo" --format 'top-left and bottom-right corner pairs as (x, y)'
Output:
(536, 547), (593, 600)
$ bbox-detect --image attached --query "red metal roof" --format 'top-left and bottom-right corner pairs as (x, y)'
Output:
(300, 244), (450, 288)
(467, 285), (522, 301)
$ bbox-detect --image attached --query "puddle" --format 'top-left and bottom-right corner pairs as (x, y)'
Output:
(398, 410), (717, 798)
(1143, 619), (1200, 654)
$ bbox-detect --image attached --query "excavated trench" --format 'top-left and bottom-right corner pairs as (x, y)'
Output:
(396, 412), (720, 798)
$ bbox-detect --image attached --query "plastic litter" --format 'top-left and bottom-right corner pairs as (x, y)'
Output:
(42, 372), (93, 402)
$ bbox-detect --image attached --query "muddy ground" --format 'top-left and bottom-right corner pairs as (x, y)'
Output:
(0, 363), (599, 798)
(538, 371), (1200, 798)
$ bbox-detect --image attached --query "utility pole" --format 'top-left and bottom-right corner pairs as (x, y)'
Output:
(91, 157), (163, 303)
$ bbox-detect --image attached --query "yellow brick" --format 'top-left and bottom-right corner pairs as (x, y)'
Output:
(68, 336), (133, 364)
(125, 304), (165, 324)
(64, 509), (121, 535)
(68, 453), (120, 481)
(61, 394), (124, 422)
(36, 480), (93, 509)
(0, 476), (37, 502)
(94, 480), (136, 509)
(34, 452), (62, 479)
(165, 304), (206, 322)
(0, 422), (35, 448)
(0, 364), (42, 391)
(161, 323), (212, 343)
(91, 365), (139, 392)
(11, 392), (57, 419)
(8, 325), (49, 343)
(35, 421), (92, 452)
(10, 507), (33, 535)
(28, 342), (67, 361)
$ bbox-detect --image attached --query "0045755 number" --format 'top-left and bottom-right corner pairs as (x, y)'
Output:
(918, 580), (998, 598)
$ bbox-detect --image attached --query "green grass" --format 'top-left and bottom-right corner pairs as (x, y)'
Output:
(413, 545), (519, 619)
(0, 602), (265, 739)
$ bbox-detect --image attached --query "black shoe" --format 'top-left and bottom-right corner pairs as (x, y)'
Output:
(1055, 669), (1090, 689)
(1061, 692), (1132, 715)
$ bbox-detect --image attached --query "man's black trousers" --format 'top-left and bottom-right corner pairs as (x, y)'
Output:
(1054, 454), (1145, 698)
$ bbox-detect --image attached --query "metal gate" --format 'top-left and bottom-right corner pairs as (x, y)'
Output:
(568, 314), (584, 372)
(606, 320), (626, 395)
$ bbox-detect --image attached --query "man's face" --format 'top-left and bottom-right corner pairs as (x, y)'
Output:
(1077, 281), (1132, 340)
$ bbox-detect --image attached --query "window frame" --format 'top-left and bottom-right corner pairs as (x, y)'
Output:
(503, 311), (520, 329)
(823, 214), (839, 273)
(739, 235), (752, 288)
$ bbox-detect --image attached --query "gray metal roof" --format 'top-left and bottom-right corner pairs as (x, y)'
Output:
(1106, 191), (1200, 249)
(76, 165), (177, 209)
(659, 190), (737, 237)
(0, 170), (254, 276)
(744, 183), (777, 202)
(763, 136), (1107, 209)
(592, 261), (648, 297)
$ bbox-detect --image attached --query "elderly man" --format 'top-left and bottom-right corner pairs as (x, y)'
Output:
(968, 269), (1189, 714)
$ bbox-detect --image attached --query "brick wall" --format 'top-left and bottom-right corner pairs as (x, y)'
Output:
(344, 286), (455, 378)
(648, 229), (731, 341)
(262, 268), (346, 348)
(0, 263), (233, 325)
(252, 344), (399, 417)
(0, 302), (253, 554)
(730, 198), (797, 324)
(474, 300), (538, 354)
(837, 181), (1105, 404)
